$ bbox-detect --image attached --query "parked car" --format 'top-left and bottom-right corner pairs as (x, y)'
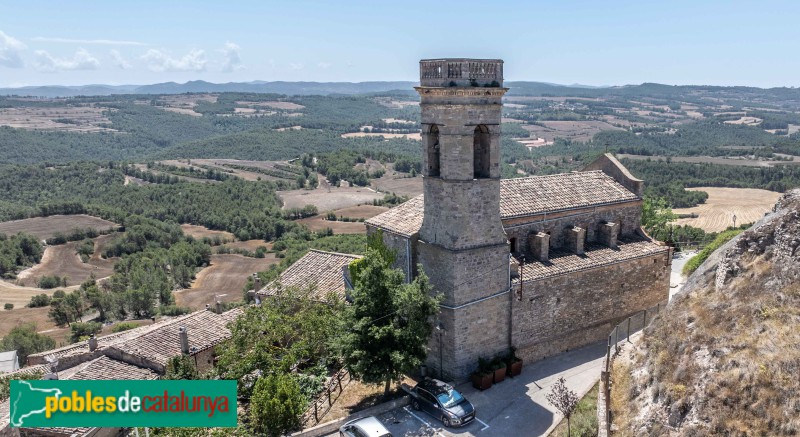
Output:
(339, 416), (393, 437)
(409, 378), (475, 427)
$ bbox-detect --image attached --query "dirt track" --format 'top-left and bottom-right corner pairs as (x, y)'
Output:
(174, 254), (279, 310)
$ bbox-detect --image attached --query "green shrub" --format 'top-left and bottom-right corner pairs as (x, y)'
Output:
(250, 373), (305, 437)
(683, 229), (744, 276)
(111, 321), (138, 333)
(159, 305), (191, 317)
(3, 303), (12, 310)
(27, 293), (51, 307)
(38, 275), (65, 289)
(70, 322), (102, 343)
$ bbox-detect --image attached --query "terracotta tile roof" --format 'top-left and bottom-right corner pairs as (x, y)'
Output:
(499, 171), (640, 218)
(66, 356), (158, 381)
(107, 310), (233, 368)
(0, 363), (48, 378)
(220, 307), (245, 324)
(257, 250), (361, 301)
(366, 171), (640, 236)
(518, 236), (669, 282)
(364, 195), (424, 237)
(27, 320), (172, 364)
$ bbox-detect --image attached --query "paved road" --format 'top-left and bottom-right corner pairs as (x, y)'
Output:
(669, 251), (695, 300)
(329, 341), (606, 437)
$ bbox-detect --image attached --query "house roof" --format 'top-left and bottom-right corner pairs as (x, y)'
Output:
(257, 249), (361, 301)
(366, 171), (640, 237)
(107, 310), (234, 368)
(66, 356), (158, 381)
(517, 236), (669, 282)
(364, 195), (425, 237)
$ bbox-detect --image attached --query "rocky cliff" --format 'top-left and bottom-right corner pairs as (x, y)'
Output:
(612, 189), (800, 436)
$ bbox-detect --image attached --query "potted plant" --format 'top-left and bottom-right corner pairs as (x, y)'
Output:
(505, 347), (523, 377)
(491, 356), (507, 383)
(471, 357), (493, 390)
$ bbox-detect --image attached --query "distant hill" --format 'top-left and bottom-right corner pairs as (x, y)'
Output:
(2, 80), (800, 102)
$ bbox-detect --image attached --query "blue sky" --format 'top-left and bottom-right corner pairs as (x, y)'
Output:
(1, 0), (798, 88)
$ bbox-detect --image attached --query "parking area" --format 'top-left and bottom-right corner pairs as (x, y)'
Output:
(326, 340), (606, 437)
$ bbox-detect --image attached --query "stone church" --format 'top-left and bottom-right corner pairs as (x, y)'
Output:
(262, 58), (671, 381)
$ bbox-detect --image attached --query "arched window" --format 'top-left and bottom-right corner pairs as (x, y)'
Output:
(473, 125), (490, 179)
(427, 125), (440, 177)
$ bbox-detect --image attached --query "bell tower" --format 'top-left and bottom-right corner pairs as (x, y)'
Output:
(416, 59), (511, 380)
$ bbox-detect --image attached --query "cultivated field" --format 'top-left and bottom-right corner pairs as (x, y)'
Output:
(520, 120), (623, 142)
(0, 104), (116, 132)
(16, 239), (117, 288)
(0, 280), (79, 309)
(371, 174), (423, 198)
(279, 178), (383, 211)
(180, 224), (235, 241)
(0, 215), (117, 240)
(296, 205), (388, 234)
(0, 306), (69, 344)
(619, 154), (800, 167)
(174, 254), (279, 310)
(219, 240), (271, 252)
(673, 187), (782, 232)
(341, 132), (421, 141)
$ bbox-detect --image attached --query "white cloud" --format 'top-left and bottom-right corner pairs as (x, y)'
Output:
(220, 42), (243, 73)
(32, 37), (146, 46)
(110, 49), (131, 69)
(0, 30), (26, 68)
(317, 62), (331, 69)
(289, 63), (304, 70)
(141, 48), (206, 72)
(34, 48), (100, 72)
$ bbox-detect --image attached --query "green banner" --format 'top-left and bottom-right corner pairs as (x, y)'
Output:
(9, 380), (237, 428)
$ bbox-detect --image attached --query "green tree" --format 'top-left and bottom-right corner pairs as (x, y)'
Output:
(215, 286), (343, 393)
(0, 323), (56, 364)
(249, 373), (305, 437)
(641, 196), (677, 242)
(164, 354), (199, 380)
(69, 322), (102, 343)
(337, 231), (441, 397)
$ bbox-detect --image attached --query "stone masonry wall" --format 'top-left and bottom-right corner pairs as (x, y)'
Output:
(366, 226), (415, 283)
(426, 293), (511, 382)
(504, 203), (643, 256)
(511, 250), (670, 363)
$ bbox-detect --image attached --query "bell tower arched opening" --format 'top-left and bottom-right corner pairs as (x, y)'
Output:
(427, 124), (440, 177)
(474, 124), (490, 179)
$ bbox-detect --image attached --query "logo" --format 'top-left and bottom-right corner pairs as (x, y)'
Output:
(10, 380), (237, 428)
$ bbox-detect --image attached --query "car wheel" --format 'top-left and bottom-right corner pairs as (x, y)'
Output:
(411, 400), (420, 410)
(442, 416), (451, 427)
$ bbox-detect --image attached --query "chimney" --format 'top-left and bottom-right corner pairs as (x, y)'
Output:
(178, 326), (189, 355)
(598, 222), (620, 249)
(566, 227), (586, 255)
(88, 335), (98, 352)
(528, 232), (550, 262)
(216, 300), (223, 314)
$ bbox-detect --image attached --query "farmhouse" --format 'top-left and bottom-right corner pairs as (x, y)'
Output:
(262, 59), (671, 381)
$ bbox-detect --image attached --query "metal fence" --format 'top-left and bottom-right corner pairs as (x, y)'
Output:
(300, 367), (352, 428)
(601, 300), (667, 435)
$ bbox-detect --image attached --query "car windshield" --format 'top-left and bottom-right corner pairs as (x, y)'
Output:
(437, 389), (465, 408)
